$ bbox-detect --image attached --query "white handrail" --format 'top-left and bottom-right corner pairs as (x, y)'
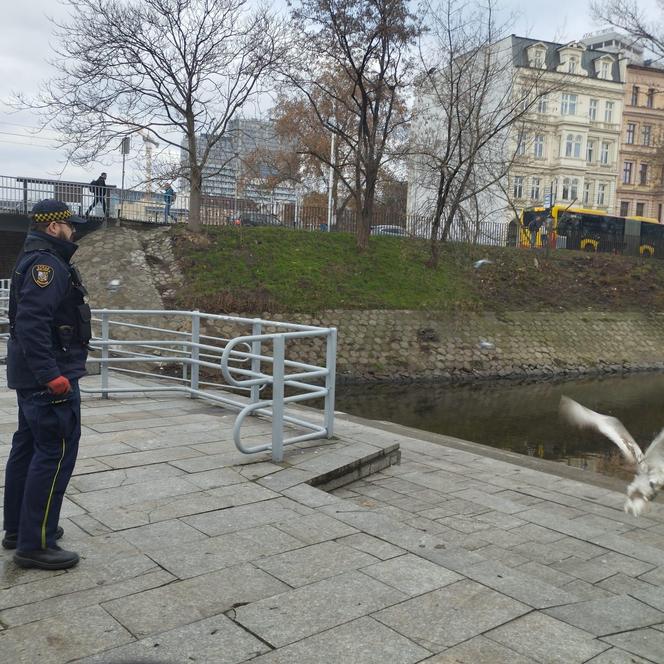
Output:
(0, 297), (336, 462)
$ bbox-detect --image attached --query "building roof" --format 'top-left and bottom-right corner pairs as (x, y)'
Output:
(509, 35), (623, 83)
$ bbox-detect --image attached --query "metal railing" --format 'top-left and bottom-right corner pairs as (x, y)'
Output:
(0, 279), (9, 336)
(0, 295), (336, 461)
(0, 173), (509, 245)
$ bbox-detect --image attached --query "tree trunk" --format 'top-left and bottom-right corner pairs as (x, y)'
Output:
(189, 164), (202, 232)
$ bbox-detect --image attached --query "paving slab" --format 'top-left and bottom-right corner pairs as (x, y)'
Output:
(463, 559), (580, 608)
(420, 635), (538, 663)
(247, 616), (430, 664)
(254, 540), (377, 587)
(486, 612), (609, 663)
(101, 562), (289, 638)
(584, 649), (654, 664)
(73, 614), (269, 664)
(272, 510), (358, 544)
(145, 524), (304, 579)
(0, 569), (174, 627)
(602, 628), (664, 663)
(0, 604), (133, 664)
(373, 579), (530, 652)
(233, 570), (406, 647)
(361, 553), (461, 596)
(545, 594), (664, 636)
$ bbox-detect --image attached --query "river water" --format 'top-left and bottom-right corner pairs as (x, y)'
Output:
(335, 372), (664, 479)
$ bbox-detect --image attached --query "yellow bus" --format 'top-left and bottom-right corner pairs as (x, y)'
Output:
(519, 205), (664, 256)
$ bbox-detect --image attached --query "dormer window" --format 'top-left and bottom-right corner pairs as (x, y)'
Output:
(527, 44), (547, 69)
(531, 51), (544, 68)
(596, 56), (614, 81)
(569, 57), (578, 73)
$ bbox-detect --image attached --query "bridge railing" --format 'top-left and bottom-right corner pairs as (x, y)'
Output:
(0, 173), (510, 244)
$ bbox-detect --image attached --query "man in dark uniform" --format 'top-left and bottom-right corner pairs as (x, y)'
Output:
(2, 199), (92, 570)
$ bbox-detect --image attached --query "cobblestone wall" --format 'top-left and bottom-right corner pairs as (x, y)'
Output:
(74, 226), (664, 383)
(272, 309), (664, 383)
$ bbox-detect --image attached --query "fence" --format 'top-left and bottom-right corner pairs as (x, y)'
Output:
(0, 279), (9, 335)
(0, 293), (337, 462)
(0, 174), (510, 245)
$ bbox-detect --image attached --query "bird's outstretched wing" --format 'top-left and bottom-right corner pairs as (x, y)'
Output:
(559, 396), (645, 465)
(644, 428), (664, 467)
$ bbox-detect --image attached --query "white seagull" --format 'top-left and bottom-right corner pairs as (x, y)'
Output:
(559, 396), (664, 516)
(473, 259), (493, 269)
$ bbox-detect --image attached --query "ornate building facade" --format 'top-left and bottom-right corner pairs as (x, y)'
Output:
(507, 37), (625, 215)
(615, 64), (664, 221)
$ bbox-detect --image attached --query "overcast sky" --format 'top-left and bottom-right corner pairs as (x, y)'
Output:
(0, 0), (658, 189)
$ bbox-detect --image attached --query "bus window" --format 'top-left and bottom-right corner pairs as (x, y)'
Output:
(640, 222), (664, 256)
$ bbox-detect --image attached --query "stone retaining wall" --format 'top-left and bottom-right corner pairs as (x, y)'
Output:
(74, 226), (664, 383)
(261, 309), (664, 383)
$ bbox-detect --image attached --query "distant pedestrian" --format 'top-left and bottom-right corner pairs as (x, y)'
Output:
(163, 184), (177, 224)
(540, 216), (548, 249)
(543, 215), (554, 251)
(528, 216), (540, 249)
(85, 172), (108, 218)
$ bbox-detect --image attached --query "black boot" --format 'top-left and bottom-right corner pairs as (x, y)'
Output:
(14, 545), (79, 570)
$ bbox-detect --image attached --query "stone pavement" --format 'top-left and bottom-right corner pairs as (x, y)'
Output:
(1, 370), (664, 663)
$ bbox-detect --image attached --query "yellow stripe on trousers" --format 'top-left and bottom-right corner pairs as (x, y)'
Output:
(41, 438), (66, 549)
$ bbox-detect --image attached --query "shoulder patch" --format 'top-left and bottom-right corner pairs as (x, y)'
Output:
(32, 264), (54, 288)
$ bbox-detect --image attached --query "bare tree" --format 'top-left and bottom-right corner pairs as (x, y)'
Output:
(285, 0), (418, 249)
(18, 0), (287, 230)
(409, 0), (555, 266)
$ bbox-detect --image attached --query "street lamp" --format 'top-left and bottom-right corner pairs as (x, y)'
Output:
(233, 150), (239, 219)
(326, 112), (336, 233)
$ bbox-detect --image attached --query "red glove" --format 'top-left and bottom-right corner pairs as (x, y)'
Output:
(46, 376), (71, 395)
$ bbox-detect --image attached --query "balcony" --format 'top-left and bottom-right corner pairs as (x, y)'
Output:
(589, 121), (620, 132)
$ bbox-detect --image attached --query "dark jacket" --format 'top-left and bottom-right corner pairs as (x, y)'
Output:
(90, 177), (107, 197)
(7, 232), (91, 389)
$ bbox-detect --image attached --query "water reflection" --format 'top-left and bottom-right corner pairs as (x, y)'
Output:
(335, 372), (664, 479)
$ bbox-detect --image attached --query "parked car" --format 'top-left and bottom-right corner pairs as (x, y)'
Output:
(370, 225), (409, 237)
(230, 212), (282, 227)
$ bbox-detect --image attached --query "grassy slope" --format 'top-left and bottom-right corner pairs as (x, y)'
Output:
(172, 226), (664, 314)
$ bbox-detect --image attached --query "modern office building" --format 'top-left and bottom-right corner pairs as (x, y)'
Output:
(180, 118), (299, 208)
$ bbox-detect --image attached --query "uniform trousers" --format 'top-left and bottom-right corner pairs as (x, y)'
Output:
(3, 380), (80, 551)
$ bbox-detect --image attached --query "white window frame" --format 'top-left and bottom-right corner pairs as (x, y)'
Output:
(565, 134), (574, 157)
(626, 123), (636, 144)
(513, 175), (524, 199)
(597, 183), (606, 206)
(531, 177), (541, 200)
(583, 181), (592, 205)
(586, 140), (594, 162)
(642, 125), (652, 146)
(604, 101), (614, 123)
(600, 141), (610, 165)
(537, 94), (548, 114)
(589, 99), (598, 121)
(533, 134), (544, 158)
(561, 93), (577, 116)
